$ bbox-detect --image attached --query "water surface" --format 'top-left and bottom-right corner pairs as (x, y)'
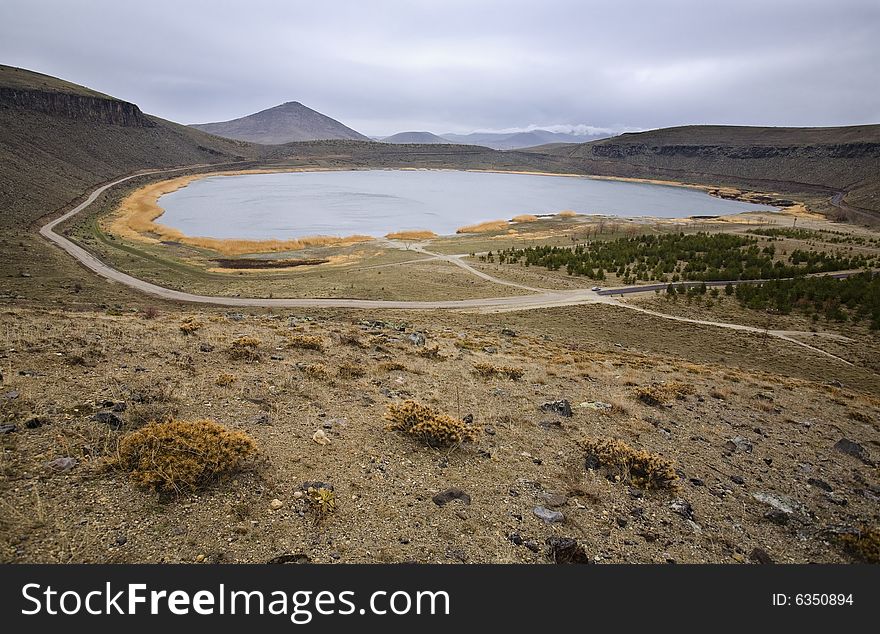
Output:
(157, 170), (775, 239)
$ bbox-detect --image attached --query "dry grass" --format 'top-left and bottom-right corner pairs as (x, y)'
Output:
(113, 419), (257, 494)
(836, 526), (880, 563)
(384, 400), (482, 448)
(557, 210), (578, 218)
(472, 362), (524, 380)
(305, 486), (338, 521)
(510, 214), (538, 223)
(287, 334), (325, 351)
(337, 363), (366, 380)
(582, 437), (678, 490)
(304, 364), (330, 380)
(215, 373), (237, 387)
(634, 382), (695, 406)
(385, 230), (438, 240)
(456, 220), (509, 234)
(179, 317), (203, 335)
(228, 336), (262, 362)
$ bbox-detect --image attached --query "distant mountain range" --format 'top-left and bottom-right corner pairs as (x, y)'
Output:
(191, 101), (370, 144)
(378, 129), (611, 149)
(381, 131), (451, 144)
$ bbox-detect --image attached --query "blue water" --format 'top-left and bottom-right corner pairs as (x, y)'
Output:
(157, 170), (775, 239)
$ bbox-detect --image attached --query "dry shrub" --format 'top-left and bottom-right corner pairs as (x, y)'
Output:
(836, 526), (880, 563)
(417, 345), (446, 360)
(337, 363), (366, 379)
(338, 332), (366, 348)
(179, 317), (203, 335)
(304, 364), (329, 380)
(215, 373), (237, 387)
(141, 306), (160, 320)
(288, 334), (325, 351)
(456, 220), (509, 234)
(379, 361), (407, 372)
(473, 362), (524, 381)
(582, 437), (678, 490)
(384, 400), (481, 447)
(228, 336), (262, 361)
(634, 382), (694, 406)
(709, 388), (728, 400)
(114, 419), (256, 494)
(557, 210), (578, 218)
(848, 411), (873, 424)
(305, 486), (338, 520)
(511, 214), (538, 223)
(385, 230), (438, 240)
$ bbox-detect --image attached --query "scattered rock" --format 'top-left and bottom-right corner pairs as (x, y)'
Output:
(524, 541), (540, 553)
(764, 510), (789, 526)
(578, 401), (612, 410)
(312, 429), (331, 445)
(833, 438), (873, 465)
(199, 343), (214, 353)
(269, 499), (284, 511)
(484, 425), (496, 435)
(689, 478), (705, 487)
(533, 506), (565, 523)
(749, 547), (774, 564)
(432, 488), (471, 506)
(94, 411), (123, 430)
(267, 553), (311, 564)
(730, 475), (745, 485)
(115, 535), (127, 547)
(508, 532), (524, 546)
(616, 517), (628, 528)
(0, 424), (17, 434)
(4, 391), (19, 400)
(538, 420), (562, 430)
(724, 436), (753, 453)
(807, 477), (833, 492)
(462, 413), (473, 424)
(540, 400), (572, 417)
(825, 493), (848, 506)
(47, 456), (77, 472)
(408, 332), (426, 347)
(538, 492), (568, 508)
(546, 537), (590, 564)
(24, 416), (47, 429)
(252, 412), (271, 425)
(753, 491), (801, 516)
(301, 481), (333, 492)
(501, 328), (516, 337)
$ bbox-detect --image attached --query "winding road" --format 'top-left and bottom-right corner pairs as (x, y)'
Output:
(39, 167), (859, 365)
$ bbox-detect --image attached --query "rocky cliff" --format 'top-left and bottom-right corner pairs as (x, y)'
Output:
(0, 86), (154, 127)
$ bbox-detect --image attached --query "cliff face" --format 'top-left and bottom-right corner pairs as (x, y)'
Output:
(0, 86), (154, 127)
(586, 142), (880, 161)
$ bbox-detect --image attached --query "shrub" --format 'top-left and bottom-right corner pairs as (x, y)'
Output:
(215, 373), (237, 387)
(288, 335), (325, 351)
(379, 361), (407, 372)
(473, 362), (524, 380)
(337, 363), (365, 379)
(835, 525), (880, 563)
(141, 306), (160, 320)
(179, 317), (203, 335)
(417, 345), (446, 360)
(582, 437), (678, 490)
(305, 485), (338, 520)
(304, 364), (329, 379)
(114, 419), (256, 494)
(228, 336), (262, 361)
(384, 400), (481, 447)
(634, 382), (694, 406)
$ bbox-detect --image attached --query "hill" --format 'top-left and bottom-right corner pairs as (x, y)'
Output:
(441, 129), (609, 150)
(533, 125), (880, 221)
(381, 131), (452, 144)
(191, 101), (370, 144)
(0, 65), (262, 231)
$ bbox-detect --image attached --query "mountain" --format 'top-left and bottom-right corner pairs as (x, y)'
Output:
(381, 131), (453, 144)
(191, 101), (370, 144)
(439, 129), (610, 150)
(0, 64), (261, 230)
(531, 124), (880, 222)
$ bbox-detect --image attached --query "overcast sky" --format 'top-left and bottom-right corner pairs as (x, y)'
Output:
(1, 0), (878, 136)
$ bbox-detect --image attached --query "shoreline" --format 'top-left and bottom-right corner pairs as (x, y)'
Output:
(104, 166), (807, 254)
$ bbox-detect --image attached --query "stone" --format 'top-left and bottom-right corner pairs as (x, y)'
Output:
(508, 532), (524, 546)
(689, 478), (705, 487)
(301, 481), (333, 492)
(724, 436), (753, 453)
(269, 499), (284, 510)
(501, 328), (516, 337)
(252, 412), (271, 425)
(546, 537), (590, 564)
(730, 475), (745, 485)
(538, 420), (562, 430)
(25, 416), (47, 429)
(94, 410), (123, 430)
(0, 424), (16, 434)
(764, 510), (789, 525)
(825, 493), (848, 506)
(47, 456), (77, 472)
(753, 491), (801, 516)
(199, 343), (214, 353)
(533, 506), (565, 523)
(540, 400), (572, 417)
(538, 492), (568, 508)
(670, 499), (695, 520)
(3, 391), (19, 400)
(267, 553), (311, 564)
(432, 488), (471, 506)
(834, 438), (873, 465)
(408, 332), (426, 347)
(484, 425), (496, 435)
(579, 401), (612, 410)
(524, 541), (540, 553)
(312, 429), (331, 445)
(807, 477), (833, 492)
(749, 548), (774, 564)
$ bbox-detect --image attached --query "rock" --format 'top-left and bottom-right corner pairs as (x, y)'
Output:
(724, 436), (753, 453)
(3, 391), (19, 400)
(764, 510), (789, 526)
(538, 492), (568, 508)
(546, 537), (590, 564)
(753, 491), (801, 516)
(578, 401), (612, 410)
(807, 477), (833, 492)
(538, 420), (562, 430)
(482, 346), (497, 354)
(730, 475), (745, 485)
(484, 425), (496, 435)
(508, 532), (524, 546)
(199, 343), (214, 353)
(432, 488), (471, 506)
(825, 493), (848, 506)
(267, 553), (311, 564)
(47, 456), (77, 472)
(462, 413), (473, 424)
(312, 429), (331, 445)
(0, 424), (17, 434)
(408, 332), (426, 347)
(115, 535), (127, 547)
(833, 438), (873, 465)
(111, 401), (127, 413)
(690, 478), (705, 487)
(826, 379), (843, 388)
(540, 400), (572, 417)
(501, 328), (516, 337)
(94, 411), (123, 430)
(252, 412), (271, 425)
(616, 517), (628, 528)
(749, 547), (774, 564)
(670, 499), (695, 520)
(301, 481), (333, 492)
(24, 416), (47, 429)
(524, 541), (540, 553)
(269, 499), (284, 510)
(533, 506), (565, 523)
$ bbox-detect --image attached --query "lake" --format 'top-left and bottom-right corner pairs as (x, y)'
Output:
(156, 170), (776, 239)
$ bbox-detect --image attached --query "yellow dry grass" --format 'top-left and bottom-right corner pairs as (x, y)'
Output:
(385, 230), (438, 240)
(557, 210), (578, 218)
(105, 170), (373, 256)
(510, 214), (538, 223)
(456, 220), (510, 234)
